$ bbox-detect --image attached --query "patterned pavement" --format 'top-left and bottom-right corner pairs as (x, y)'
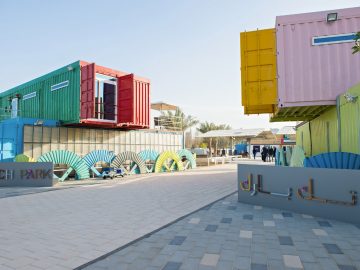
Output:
(81, 193), (360, 270)
(0, 165), (236, 270)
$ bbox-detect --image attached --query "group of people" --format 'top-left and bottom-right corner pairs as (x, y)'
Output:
(252, 146), (277, 162)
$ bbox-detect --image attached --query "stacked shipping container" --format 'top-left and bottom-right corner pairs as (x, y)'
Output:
(240, 7), (360, 122)
(240, 29), (277, 114)
(0, 60), (150, 129)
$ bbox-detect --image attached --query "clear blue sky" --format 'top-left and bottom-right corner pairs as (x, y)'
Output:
(1, 0), (359, 129)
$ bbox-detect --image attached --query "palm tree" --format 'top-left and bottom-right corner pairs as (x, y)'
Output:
(197, 122), (231, 156)
(213, 124), (231, 156)
(197, 121), (217, 134)
(197, 122), (217, 156)
(160, 108), (198, 132)
(352, 32), (360, 54)
(160, 108), (198, 148)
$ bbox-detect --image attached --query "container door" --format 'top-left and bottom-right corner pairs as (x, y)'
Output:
(240, 29), (277, 114)
(11, 98), (18, 118)
(117, 74), (134, 125)
(103, 83), (116, 120)
(80, 63), (95, 119)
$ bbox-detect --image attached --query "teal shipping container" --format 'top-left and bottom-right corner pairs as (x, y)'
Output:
(0, 61), (150, 129)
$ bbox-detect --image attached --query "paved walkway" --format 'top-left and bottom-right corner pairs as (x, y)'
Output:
(82, 194), (360, 270)
(0, 165), (237, 270)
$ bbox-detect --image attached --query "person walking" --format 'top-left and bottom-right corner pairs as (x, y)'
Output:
(269, 147), (274, 162)
(252, 147), (257, 160)
(261, 146), (267, 162)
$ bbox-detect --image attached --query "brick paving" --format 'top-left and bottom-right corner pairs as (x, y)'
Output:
(0, 165), (237, 270)
(82, 193), (360, 270)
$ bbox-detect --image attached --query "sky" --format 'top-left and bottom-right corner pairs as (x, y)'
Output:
(0, 0), (359, 130)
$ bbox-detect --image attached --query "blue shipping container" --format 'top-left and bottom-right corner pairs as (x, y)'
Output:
(0, 117), (59, 162)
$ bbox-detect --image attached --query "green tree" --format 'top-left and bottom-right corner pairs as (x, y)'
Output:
(160, 108), (198, 132)
(352, 32), (360, 54)
(160, 108), (198, 148)
(197, 122), (231, 156)
(214, 124), (231, 156)
(197, 122), (217, 156)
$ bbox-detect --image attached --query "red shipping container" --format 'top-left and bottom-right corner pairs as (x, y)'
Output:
(117, 74), (150, 129)
(78, 61), (150, 129)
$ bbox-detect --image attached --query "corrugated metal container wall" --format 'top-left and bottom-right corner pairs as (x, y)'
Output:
(276, 7), (360, 108)
(309, 108), (338, 155)
(240, 29), (277, 114)
(340, 83), (360, 154)
(296, 123), (311, 156)
(0, 61), (81, 123)
(296, 108), (338, 157)
(117, 74), (150, 128)
(0, 118), (58, 161)
(296, 83), (360, 156)
(23, 126), (182, 160)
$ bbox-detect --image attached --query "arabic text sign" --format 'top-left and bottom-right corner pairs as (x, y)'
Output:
(238, 164), (360, 225)
(0, 162), (54, 187)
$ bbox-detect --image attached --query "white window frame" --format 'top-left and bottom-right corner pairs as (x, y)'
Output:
(312, 33), (356, 46)
(23, 91), (37, 101)
(51, 80), (69, 91)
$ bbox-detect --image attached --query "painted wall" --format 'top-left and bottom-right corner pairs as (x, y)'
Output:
(276, 7), (360, 108)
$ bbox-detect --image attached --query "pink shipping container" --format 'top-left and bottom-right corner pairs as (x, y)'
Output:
(273, 7), (360, 121)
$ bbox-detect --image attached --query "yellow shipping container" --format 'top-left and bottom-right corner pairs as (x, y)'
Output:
(240, 28), (277, 114)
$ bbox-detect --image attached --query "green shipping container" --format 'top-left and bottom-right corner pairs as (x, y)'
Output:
(0, 61), (81, 124)
(0, 60), (151, 129)
(296, 83), (360, 156)
(340, 83), (360, 153)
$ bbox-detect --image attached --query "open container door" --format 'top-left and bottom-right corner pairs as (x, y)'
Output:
(103, 83), (116, 121)
(117, 74), (150, 129)
(80, 63), (95, 120)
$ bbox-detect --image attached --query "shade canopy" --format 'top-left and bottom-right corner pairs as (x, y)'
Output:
(151, 102), (178, 111)
(196, 128), (265, 138)
(276, 126), (296, 135)
(196, 127), (296, 139)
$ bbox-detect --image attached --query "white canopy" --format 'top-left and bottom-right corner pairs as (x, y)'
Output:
(276, 126), (296, 135)
(196, 127), (296, 138)
(196, 128), (265, 138)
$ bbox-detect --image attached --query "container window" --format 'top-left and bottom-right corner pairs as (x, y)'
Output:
(11, 98), (18, 118)
(312, 33), (356, 46)
(51, 80), (69, 91)
(23, 91), (37, 100)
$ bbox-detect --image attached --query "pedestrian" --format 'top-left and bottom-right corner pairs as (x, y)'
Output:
(261, 146), (267, 162)
(252, 148), (257, 160)
(269, 147), (274, 162)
